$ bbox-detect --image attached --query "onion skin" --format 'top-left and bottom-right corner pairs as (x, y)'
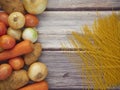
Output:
(23, 0), (48, 15)
(8, 12), (25, 29)
(25, 14), (39, 27)
(22, 28), (38, 43)
(28, 62), (48, 82)
(7, 27), (22, 40)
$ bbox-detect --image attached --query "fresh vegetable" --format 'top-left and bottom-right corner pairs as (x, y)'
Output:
(0, 35), (16, 49)
(0, 0), (49, 89)
(0, 21), (7, 36)
(25, 14), (39, 27)
(0, 40), (33, 61)
(7, 27), (22, 40)
(0, 64), (12, 80)
(0, 70), (29, 90)
(28, 62), (48, 82)
(0, 47), (4, 53)
(22, 28), (38, 43)
(0, 12), (8, 26)
(23, 0), (48, 14)
(0, 0), (25, 14)
(9, 57), (24, 70)
(24, 43), (42, 65)
(19, 81), (48, 90)
(8, 12), (25, 29)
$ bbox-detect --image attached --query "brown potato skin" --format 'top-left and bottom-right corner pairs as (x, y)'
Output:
(0, 70), (29, 90)
(24, 43), (42, 65)
(0, 0), (25, 14)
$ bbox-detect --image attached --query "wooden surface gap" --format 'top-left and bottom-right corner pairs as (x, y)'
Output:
(46, 7), (120, 11)
(42, 48), (85, 51)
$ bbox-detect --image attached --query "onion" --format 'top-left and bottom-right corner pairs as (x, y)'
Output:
(28, 62), (48, 82)
(22, 28), (38, 43)
(8, 12), (25, 29)
(23, 0), (48, 14)
(7, 27), (22, 40)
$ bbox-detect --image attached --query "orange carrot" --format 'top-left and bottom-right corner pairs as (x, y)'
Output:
(19, 81), (48, 90)
(0, 40), (33, 61)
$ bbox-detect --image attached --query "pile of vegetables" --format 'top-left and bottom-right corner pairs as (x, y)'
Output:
(0, 0), (48, 90)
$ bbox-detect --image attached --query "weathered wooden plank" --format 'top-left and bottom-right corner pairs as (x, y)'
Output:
(40, 51), (91, 89)
(39, 51), (120, 89)
(0, 0), (120, 11)
(47, 0), (120, 10)
(37, 11), (119, 49)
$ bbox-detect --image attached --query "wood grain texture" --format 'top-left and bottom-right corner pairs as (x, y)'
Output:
(0, 0), (120, 89)
(40, 51), (90, 89)
(0, 0), (120, 11)
(37, 11), (119, 49)
(37, 11), (120, 89)
(36, 0), (120, 89)
(39, 51), (120, 89)
(47, 0), (120, 10)
(38, 11), (118, 90)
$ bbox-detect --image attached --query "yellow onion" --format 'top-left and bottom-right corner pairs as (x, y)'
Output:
(23, 0), (48, 14)
(7, 27), (22, 40)
(28, 62), (48, 82)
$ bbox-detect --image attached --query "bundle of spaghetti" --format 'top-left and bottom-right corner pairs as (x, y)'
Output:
(67, 13), (120, 89)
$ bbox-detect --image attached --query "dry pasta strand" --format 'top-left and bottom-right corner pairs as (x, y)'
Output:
(65, 13), (120, 89)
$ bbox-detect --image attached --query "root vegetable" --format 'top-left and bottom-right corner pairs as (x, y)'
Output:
(8, 12), (25, 29)
(9, 57), (24, 70)
(0, 21), (7, 36)
(28, 62), (48, 82)
(19, 81), (48, 90)
(0, 70), (29, 90)
(23, 0), (48, 14)
(0, 64), (12, 80)
(0, 0), (25, 14)
(25, 14), (39, 27)
(7, 27), (22, 40)
(0, 12), (8, 26)
(0, 47), (4, 52)
(0, 40), (33, 61)
(24, 43), (42, 65)
(0, 35), (16, 49)
(22, 28), (38, 43)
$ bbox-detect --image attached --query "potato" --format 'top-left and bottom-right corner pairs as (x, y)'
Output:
(24, 43), (42, 65)
(0, 47), (4, 53)
(0, 0), (25, 14)
(0, 70), (29, 90)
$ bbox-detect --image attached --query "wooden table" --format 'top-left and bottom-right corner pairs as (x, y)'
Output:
(37, 0), (120, 89)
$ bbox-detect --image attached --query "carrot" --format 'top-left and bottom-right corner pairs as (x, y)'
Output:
(19, 81), (48, 90)
(0, 40), (33, 61)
